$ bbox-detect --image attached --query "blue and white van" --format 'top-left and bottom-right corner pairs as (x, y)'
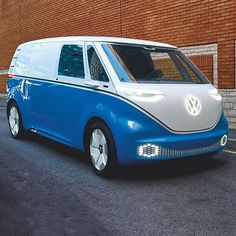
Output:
(7, 36), (228, 176)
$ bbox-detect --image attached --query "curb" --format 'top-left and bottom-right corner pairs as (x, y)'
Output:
(0, 94), (6, 109)
(228, 138), (236, 142)
(0, 70), (8, 75)
(0, 94), (7, 99)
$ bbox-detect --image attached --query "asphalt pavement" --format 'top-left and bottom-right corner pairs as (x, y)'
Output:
(0, 100), (235, 236)
(0, 95), (5, 108)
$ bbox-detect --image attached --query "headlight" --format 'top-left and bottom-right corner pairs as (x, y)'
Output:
(209, 89), (222, 101)
(117, 87), (164, 102)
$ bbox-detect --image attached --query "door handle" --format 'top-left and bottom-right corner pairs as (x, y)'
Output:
(85, 81), (100, 88)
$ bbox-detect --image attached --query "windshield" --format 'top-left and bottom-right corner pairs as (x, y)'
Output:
(102, 43), (209, 84)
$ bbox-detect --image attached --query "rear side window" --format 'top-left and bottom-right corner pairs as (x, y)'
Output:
(58, 45), (85, 78)
(87, 45), (109, 82)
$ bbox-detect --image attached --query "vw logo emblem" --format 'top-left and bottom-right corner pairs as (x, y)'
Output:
(185, 96), (201, 116)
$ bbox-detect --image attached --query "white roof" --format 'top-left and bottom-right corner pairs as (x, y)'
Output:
(20, 36), (176, 49)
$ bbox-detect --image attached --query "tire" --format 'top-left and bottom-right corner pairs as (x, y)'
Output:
(86, 121), (119, 177)
(7, 101), (25, 139)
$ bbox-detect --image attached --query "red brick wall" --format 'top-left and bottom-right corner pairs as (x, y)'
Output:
(0, 75), (6, 92)
(0, 0), (235, 92)
(189, 55), (214, 83)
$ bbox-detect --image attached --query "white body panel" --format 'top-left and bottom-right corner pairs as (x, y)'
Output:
(16, 36), (176, 49)
(9, 42), (60, 81)
(116, 84), (222, 132)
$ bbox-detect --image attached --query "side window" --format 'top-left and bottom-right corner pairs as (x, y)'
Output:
(87, 45), (109, 82)
(58, 44), (85, 78)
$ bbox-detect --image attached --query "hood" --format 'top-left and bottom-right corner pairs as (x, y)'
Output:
(116, 83), (222, 133)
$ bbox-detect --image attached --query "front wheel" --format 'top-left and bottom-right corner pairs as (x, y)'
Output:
(7, 102), (25, 139)
(87, 121), (119, 177)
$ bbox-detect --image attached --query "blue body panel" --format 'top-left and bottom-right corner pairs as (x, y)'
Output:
(7, 77), (228, 165)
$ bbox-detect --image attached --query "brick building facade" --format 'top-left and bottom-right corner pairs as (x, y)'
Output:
(0, 0), (236, 127)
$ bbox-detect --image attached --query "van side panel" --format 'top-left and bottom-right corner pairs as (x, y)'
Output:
(27, 79), (89, 146)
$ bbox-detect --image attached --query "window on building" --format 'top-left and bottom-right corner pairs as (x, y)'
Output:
(87, 45), (109, 82)
(58, 45), (85, 78)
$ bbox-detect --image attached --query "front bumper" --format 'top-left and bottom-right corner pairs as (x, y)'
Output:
(136, 135), (226, 161)
(116, 114), (228, 165)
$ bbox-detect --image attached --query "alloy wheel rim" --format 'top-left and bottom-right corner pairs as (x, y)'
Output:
(9, 106), (20, 136)
(90, 129), (108, 171)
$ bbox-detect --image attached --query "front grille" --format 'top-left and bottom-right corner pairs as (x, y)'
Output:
(137, 138), (223, 159)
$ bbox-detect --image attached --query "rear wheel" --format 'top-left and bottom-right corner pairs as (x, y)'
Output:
(8, 102), (25, 139)
(86, 121), (118, 177)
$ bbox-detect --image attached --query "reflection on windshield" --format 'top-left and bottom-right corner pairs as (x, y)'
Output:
(102, 44), (209, 84)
